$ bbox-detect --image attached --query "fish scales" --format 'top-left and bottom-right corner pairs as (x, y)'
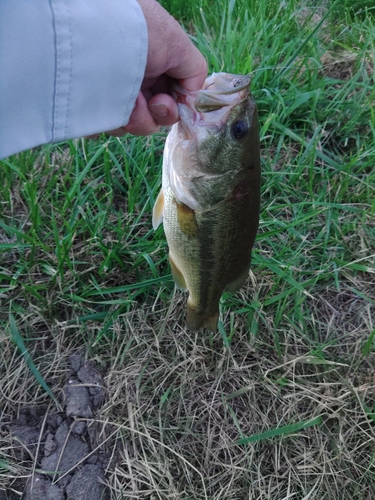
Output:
(164, 188), (258, 330)
(153, 73), (260, 331)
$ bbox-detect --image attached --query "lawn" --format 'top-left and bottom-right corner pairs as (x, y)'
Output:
(1, 0), (375, 498)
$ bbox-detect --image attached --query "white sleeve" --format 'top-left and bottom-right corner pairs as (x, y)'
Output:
(0, 0), (148, 159)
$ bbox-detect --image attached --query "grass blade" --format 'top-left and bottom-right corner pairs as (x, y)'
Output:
(362, 328), (375, 356)
(9, 315), (57, 403)
(270, 0), (341, 85)
(235, 416), (322, 445)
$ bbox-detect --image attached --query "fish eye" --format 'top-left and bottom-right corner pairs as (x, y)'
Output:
(231, 120), (248, 140)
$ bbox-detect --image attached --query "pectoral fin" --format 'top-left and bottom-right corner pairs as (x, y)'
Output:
(176, 202), (198, 237)
(152, 190), (164, 230)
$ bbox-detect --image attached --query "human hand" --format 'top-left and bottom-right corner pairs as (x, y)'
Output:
(106, 0), (207, 137)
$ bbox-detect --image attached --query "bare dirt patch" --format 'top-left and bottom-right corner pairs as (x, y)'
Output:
(3, 355), (111, 499)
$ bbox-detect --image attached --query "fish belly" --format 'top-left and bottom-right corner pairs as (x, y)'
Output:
(163, 185), (259, 331)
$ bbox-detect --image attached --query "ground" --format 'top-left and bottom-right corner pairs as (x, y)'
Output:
(1, 0), (375, 498)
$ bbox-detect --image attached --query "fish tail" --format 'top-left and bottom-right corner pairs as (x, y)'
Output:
(186, 301), (219, 332)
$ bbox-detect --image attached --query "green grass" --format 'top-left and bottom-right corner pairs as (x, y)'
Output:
(1, 0), (375, 498)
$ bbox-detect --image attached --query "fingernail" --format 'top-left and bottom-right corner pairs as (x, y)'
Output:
(149, 104), (169, 118)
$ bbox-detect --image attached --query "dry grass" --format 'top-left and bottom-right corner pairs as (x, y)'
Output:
(1, 268), (375, 498)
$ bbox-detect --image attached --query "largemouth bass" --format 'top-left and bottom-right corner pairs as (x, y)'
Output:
(153, 73), (260, 331)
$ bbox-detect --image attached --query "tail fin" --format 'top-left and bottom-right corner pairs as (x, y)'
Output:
(186, 301), (219, 332)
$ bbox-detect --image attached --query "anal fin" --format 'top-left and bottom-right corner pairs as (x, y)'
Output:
(169, 253), (187, 290)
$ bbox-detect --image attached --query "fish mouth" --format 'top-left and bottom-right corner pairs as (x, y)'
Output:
(173, 73), (251, 138)
(195, 73), (251, 112)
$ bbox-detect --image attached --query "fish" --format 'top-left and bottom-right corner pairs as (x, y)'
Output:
(152, 72), (260, 331)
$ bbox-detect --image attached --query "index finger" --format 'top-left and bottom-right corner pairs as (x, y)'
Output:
(165, 29), (208, 92)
